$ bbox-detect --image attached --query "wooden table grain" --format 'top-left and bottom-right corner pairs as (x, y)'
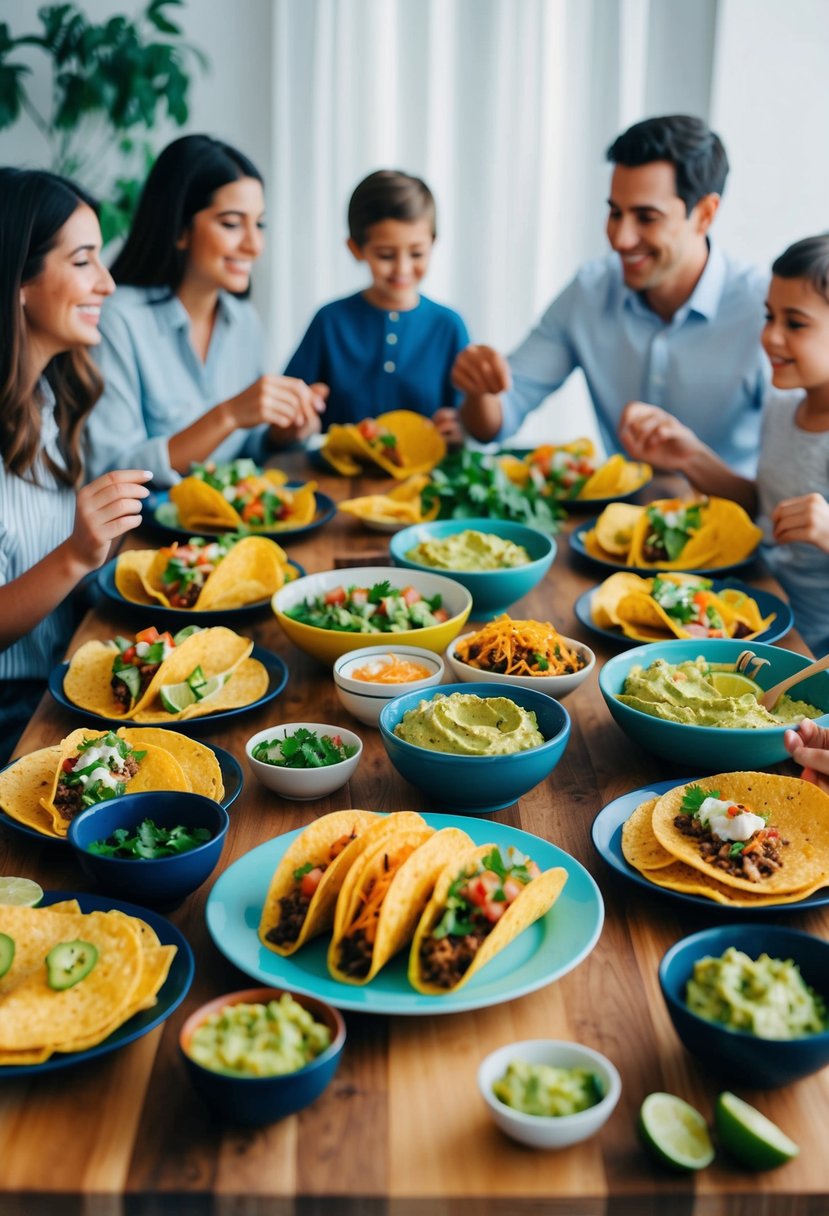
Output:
(1, 460), (827, 1216)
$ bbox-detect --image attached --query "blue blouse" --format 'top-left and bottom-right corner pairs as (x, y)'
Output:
(284, 291), (470, 428)
(86, 286), (269, 488)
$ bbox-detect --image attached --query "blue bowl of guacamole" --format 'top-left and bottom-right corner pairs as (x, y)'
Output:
(598, 638), (829, 771)
(659, 924), (829, 1088)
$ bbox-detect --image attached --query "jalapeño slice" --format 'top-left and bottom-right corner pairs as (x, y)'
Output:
(45, 939), (99, 990)
(0, 933), (15, 979)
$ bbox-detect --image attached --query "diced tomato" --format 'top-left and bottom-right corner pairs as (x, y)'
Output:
(350, 588), (369, 608)
(482, 899), (506, 923)
(277, 503), (292, 520)
(432, 607), (449, 623)
(299, 867), (325, 899)
(358, 419), (380, 441)
(331, 735), (343, 749)
(324, 586), (347, 605)
(401, 586), (421, 606)
(241, 501), (264, 523)
(502, 878), (524, 903)
(135, 626), (160, 644)
(61, 757), (75, 773)
(122, 645), (137, 663)
(159, 632), (175, 649)
(465, 876), (491, 907)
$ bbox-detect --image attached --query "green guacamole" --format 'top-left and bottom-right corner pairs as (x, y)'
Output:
(188, 994), (332, 1077)
(406, 529), (531, 572)
(394, 691), (544, 755)
(686, 946), (827, 1039)
(492, 1060), (603, 1117)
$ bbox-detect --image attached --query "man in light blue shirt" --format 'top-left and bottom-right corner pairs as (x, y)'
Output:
(453, 115), (770, 475)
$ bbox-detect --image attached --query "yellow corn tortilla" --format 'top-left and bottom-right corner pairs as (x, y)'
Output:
(621, 798), (677, 870)
(327, 826), (472, 986)
(650, 772), (829, 895)
(0, 744), (64, 836)
(338, 474), (441, 526)
(115, 536), (291, 611)
(592, 503), (645, 557)
(322, 410), (446, 479)
(113, 728), (224, 801)
(408, 843), (569, 995)
(258, 810), (419, 956)
(579, 453), (651, 499)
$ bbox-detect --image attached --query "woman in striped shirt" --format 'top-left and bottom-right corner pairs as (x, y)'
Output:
(0, 169), (150, 762)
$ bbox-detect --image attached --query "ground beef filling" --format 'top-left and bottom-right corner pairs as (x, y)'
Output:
(266, 888), (311, 946)
(418, 928), (490, 989)
(674, 812), (788, 883)
(336, 931), (374, 978)
(168, 581), (202, 609)
(110, 663), (160, 710)
(54, 755), (140, 822)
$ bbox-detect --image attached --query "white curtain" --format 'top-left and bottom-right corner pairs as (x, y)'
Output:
(268, 0), (716, 447)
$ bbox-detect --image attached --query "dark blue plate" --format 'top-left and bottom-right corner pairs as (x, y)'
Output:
(0, 743), (244, 847)
(591, 779), (829, 913)
(48, 644), (287, 735)
(573, 579), (793, 649)
(142, 485), (336, 543)
(497, 448), (651, 511)
(94, 555), (304, 626)
(569, 518), (761, 576)
(0, 890), (194, 1076)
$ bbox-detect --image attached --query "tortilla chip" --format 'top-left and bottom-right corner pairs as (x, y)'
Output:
(338, 474), (440, 526)
(651, 772), (829, 895)
(591, 572), (651, 629)
(408, 844), (568, 995)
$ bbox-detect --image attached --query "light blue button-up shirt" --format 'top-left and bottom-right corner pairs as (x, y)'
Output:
(500, 246), (771, 475)
(86, 285), (269, 487)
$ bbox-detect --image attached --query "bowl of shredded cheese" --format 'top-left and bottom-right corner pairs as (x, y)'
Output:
(333, 645), (445, 726)
(445, 615), (595, 697)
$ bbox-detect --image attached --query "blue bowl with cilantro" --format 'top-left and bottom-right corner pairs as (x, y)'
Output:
(67, 791), (229, 909)
(598, 638), (829, 771)
(389, 519), (556, 621)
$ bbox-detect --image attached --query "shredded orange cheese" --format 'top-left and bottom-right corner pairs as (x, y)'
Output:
(455, 614), (586, 677)
(346, 845), (418, 943)
(351, 654), (432, 684)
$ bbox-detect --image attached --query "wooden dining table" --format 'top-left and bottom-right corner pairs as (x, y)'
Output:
(0, 456), (827, 1216)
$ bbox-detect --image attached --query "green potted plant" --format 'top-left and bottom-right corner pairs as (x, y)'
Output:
(0, 0), (208, 242)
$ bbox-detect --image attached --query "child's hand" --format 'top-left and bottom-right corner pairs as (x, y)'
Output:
(618, 401), (702, 468)
(227, 375), (327, 431)
(451, 344), (511, 396)
(432, 407), (464, 446)
(68, 470), (152, 572)
(784, 718), (829, 794)
(772, 493), (829, 552)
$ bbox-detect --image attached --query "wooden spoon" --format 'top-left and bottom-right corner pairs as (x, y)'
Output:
(759, 652), (829, 712)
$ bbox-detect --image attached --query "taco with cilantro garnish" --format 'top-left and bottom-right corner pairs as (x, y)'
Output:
(585, 497), (762, 569)
(592, 571), (775, 642)
(321, 410), (446, 479)
(408, 843), (568, 994)
(169, 458), (318, 532)
(500, 439), (651, 501)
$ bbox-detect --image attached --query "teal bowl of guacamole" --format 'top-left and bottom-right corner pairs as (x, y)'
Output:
(598, 638), (829, 771)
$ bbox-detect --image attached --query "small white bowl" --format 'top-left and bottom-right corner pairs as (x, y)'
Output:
(477, 1039), (621, 1149)
(333, 645), (444, 727)
(245, 722), (362, 800)
(446, 631), (595, 697)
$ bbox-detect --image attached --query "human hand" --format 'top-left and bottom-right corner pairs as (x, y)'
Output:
(68, 469), (152, 572)
(432, 407), (464, 446)
(784, 718), (829, 794)
(617, 401), (701, 469)
(772, 493), (829, 551)
(227, 375), (328, 432)
(451, 344), (511, 396)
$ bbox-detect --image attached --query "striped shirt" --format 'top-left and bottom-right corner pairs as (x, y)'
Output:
(0, 383), (78, 680)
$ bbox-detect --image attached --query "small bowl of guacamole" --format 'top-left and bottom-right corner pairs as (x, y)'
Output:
(477, 1039), (622, 1149)
(659, 924), (829, 1088)
(179, 987), (346, 1125)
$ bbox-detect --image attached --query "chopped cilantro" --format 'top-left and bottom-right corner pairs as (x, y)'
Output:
(87, 818), (211, 859)
(681, 785), (720, 818)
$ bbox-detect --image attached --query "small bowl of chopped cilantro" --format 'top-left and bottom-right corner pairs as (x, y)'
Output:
(245, 722), (363, 799)
(67, 790), (229, 908)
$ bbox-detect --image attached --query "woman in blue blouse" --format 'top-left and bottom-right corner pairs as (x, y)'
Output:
(0, 168), (150, 762)
(86, 136), (326, 486)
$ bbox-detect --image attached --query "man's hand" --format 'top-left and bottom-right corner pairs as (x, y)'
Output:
(451, 344), (511, 396)
(618, 401), (702, 469)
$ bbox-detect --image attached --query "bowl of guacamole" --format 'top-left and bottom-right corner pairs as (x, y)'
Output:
(599, 638), (829, 771)
(477, 1039), (622, 1148)
(179, 987), (346, 1124)
(659, 924), (829, 1088)
(390, 518), (556, 620)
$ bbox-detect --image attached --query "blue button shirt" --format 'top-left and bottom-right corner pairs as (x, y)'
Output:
(284, 291), (470, 428)
(86, 286), (269, 487)
(500, 246), (771, 475)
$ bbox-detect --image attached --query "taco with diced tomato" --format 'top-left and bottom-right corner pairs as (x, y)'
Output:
(321, 410), (446, 479)
(170, 458), (317, 532)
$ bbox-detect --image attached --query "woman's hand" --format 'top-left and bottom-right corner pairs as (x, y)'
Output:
(66, 469), (152, 573)
(772, 493), (829, 552)
(784, 718), (829, 794)
(226, 375), (328, 432)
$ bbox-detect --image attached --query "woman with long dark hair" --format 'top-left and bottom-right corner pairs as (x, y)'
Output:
(0, 168), (150, 761)
(85, 135), (326, 484)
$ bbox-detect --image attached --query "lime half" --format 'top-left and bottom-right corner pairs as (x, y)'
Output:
(159, 681), (198, 714)
(715, 1092), (799, 1170)
(192, 673), (229, 703)
(639, 1092), (715, 1171)
(709, 671), (762, 700)
(0, 877), (44, 907)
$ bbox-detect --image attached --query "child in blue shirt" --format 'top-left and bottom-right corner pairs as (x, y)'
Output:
(284, 170), (470, 441)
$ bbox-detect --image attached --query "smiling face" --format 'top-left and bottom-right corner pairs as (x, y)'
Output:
(177, 176), (266, 296)
(606, 162), (717, 318)
(762, 275), (829, 394)
(20, 203), (113, 367)
(348, 218), (434, 311)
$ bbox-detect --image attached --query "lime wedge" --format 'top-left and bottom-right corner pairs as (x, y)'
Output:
(192, 673), (229, 703)
(709, 671), (762, 700)
(159, 681), (198, 714)
(715, 1092), (799, 1169)
(639, 1092), (715, 1171)
(0, 877), (44, 907)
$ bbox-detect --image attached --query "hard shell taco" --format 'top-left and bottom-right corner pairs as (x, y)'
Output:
(500, 440), (650, 501)
(169, 458), (317, 532)
(327, 826), (473, 985)
(321, 410), (446, 479)
(594, 572), (775, 642)
(627, 497), (762, 569)
(258, 810), (423, 956)
(408, 843), (568, 994)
